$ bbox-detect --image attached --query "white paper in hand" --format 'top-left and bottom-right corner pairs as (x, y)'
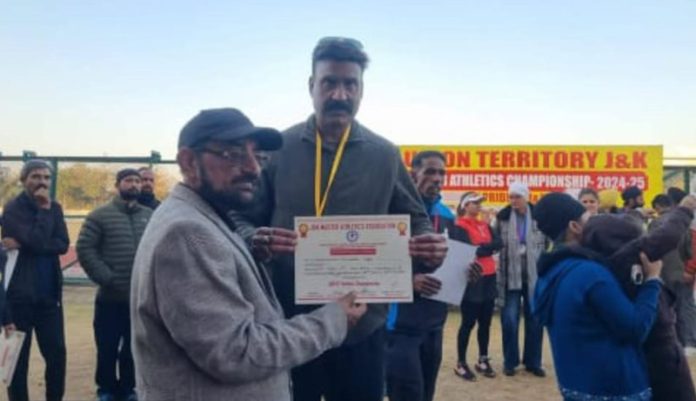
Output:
(3, 250), (19, 291)
(0, 330), (26, 386)
(423, 240), (478, 306)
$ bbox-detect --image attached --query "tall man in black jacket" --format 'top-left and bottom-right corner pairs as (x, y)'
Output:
(233, 38), (447, 401)
(1, 159), (69, 401)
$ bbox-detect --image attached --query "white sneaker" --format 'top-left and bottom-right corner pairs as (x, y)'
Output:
(683, 347), (696, 357)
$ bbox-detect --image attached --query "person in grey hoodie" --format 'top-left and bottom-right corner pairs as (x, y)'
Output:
(77, 168), (152, 401)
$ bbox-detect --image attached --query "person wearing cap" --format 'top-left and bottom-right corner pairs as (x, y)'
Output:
(231, 38), (445, 401)
(131, 108), (365, 401)
(1, 159), (69, 401)
(136, 167), (161, 210)
(451, 191), (502, 381)
(533, 192), (662, 401)
(385, 150), (454, 401)
(495, 182), (547, 377)
(77, 168), (152, 401)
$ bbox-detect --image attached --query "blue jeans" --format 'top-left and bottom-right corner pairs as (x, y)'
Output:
(501, 287), (543, 370)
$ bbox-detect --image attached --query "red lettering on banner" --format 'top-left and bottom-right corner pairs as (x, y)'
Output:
(457, 151), (471, 168)
(541, 151), (552, 168)
(477, 151), (489, 167)
(490, 152), (500, 168)
(555, 152), (568, 168)
(586, 151), (598, 168)
(604, 152), (613, 168)
(570, 152), (584, 168)
(518, 151), (530, 168)
(502, 151), (514, 168)
(632, 151), (648, 169)
(443, 151), (471, 168)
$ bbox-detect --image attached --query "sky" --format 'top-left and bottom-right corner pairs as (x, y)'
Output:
(1, 1), (695, 160)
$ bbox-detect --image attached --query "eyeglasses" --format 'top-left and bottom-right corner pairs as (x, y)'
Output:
(317, 36), (364, 50)
(196, 146), (270, 166)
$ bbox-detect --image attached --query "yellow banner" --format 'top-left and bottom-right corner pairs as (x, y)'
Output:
(400, 145), (663, 208)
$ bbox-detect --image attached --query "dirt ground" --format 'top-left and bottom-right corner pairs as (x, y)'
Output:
(23, 285), (696, 401)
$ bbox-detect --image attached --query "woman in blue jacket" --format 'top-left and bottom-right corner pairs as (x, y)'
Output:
(533, 193), (660, 401)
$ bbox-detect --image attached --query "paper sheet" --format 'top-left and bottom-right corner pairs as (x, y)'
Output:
(0, 330), (26, 386)
(423, 240), (478, 306)
(3, 250), (19, 291)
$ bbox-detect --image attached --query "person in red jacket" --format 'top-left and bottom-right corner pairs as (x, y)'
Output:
(452, 192), (503, 381)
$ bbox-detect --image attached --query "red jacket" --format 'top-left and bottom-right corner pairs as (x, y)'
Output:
(453, 216), (501, 276)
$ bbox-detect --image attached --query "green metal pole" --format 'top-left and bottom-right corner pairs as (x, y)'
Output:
(50, 158), (59, 200)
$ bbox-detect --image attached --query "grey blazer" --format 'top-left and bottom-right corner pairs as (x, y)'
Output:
(131, 184), (347, 401)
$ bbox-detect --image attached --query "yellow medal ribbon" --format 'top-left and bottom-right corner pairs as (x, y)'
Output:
(315, 125), (351, 216)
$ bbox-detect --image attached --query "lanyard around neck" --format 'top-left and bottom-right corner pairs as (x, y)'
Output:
(516, 212), (527, 244)
(314, 125), (351, 216)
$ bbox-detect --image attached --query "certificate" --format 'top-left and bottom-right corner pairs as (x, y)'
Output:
(294, 215), (413, 304)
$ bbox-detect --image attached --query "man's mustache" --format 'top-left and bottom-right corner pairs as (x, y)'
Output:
(323, 100), (353, 114)
(34, 184), (48, 191)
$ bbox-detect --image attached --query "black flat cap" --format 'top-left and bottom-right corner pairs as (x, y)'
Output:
(178, 108), (282, 151)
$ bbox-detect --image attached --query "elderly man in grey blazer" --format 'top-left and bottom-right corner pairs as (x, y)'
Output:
(130, 108), (365, 401)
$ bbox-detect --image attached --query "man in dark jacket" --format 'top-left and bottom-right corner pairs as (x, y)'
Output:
(1, 159), (69, 401)
(650, 194), (696, 353)
(77, 168), (153, 401)
(136, 167), (161, 210)
(232, 38), (446, 401)
(385, 150), (454, 401)
(583, 196), (696, 401)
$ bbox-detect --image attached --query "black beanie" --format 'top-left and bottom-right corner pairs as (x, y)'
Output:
(116, 168), (140, 184)
(621, 186), (642, 202)
(533, 192), (586, 240)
